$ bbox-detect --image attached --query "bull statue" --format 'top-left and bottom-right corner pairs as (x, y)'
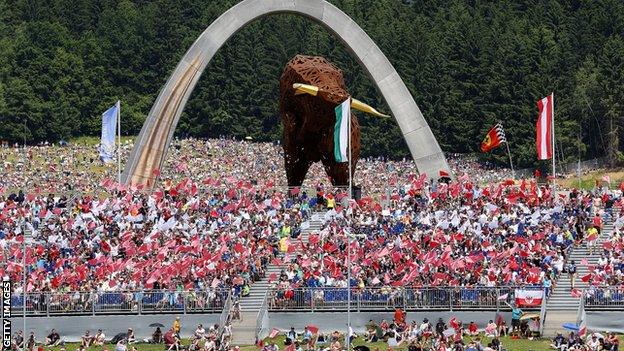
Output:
(279, 55), (388, 187)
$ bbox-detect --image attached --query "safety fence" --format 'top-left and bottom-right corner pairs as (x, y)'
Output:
(515, 157), (609, 180)
(10, 286), (624, 317)
(10, 289), (230, 316)
(267, 286), (545, 312)
(583, 288), (624, 309)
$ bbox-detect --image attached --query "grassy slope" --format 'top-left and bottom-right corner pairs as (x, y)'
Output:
(558, 169), (624, 190)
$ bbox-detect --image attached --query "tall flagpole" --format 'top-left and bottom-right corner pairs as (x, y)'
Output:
(551, 93), (556, 192)
(505, 140), (515, 179)
(346, 97), (352, 351)
(117, 100), (121, 184)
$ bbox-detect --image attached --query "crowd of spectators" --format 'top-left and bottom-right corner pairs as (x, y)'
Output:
(271, 178), (601, 300)
(1, 137), (621, 310)
(0, 138), (521, 297)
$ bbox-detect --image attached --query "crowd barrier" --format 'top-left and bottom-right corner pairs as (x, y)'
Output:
(584, 288), (624, 309)
(9, 286), (624, 317)
(10, 289), (230, 317)
(267, 286), (544, 312)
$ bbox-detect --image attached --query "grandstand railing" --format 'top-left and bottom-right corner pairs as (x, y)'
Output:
(10, 289), (230, 317)
(583, 287), (624, 310)
(217, 291), (233, 343)
(267, 286), (544, 311)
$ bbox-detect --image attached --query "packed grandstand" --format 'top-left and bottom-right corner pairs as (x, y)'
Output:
(1, 138), (622, 311)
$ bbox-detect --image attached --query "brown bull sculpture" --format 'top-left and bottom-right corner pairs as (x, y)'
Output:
(279, 55), (387, 187)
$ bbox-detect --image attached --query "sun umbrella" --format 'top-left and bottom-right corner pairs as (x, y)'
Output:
(562, 323), (579, 331)
(149, 323), (165, 328)
(520, 313), (540, 321)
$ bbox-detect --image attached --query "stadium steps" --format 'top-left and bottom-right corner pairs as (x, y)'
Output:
(543, 220), (613, 335)
(233, 211), (325, 344)
(231, 311), (259, 345)
(238, 211), (324, 313)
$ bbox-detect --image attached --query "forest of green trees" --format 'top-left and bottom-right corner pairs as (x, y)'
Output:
(0, 0), (623, 168)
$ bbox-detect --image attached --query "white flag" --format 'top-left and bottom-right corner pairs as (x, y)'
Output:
(100, 101), (119, 163)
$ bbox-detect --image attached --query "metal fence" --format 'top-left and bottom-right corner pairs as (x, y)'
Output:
(515, 157), (609, 180)
(267, 286), (544, 312)
(10, 289), (229, 316)
(583, 288), (624, 309)
(217, 291), (233, 341)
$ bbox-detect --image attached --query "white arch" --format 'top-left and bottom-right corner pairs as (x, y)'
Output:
(122, 0), (451, 185)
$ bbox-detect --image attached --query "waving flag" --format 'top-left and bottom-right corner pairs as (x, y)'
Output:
(536, 94), (553, 160)
(334, 98), (351, 162)
(515, 289), (543, 307)
(100, 101), (120, 163)
(577, 301), (587, 337)
(480, 123), (507, 152)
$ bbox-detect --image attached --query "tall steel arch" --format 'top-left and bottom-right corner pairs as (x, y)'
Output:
(122, 0), (451, 185)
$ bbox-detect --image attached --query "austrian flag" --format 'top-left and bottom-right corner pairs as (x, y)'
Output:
(536, 94), (554, 160)
(480, 123), (507, 152)
(515, 289), (543, 307)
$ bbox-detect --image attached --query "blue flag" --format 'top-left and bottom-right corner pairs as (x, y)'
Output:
(100, 101), (119, 163)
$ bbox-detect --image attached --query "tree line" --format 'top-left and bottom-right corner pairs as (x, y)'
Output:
(0, 0), (623, 168)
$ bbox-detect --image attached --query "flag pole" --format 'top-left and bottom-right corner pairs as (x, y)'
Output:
(551, 92), (556, 192)
(505, 141), (515, 179)
(346, 96), (352, 351)
(117, 100), (121, 184)
(500, 121), (515, 179)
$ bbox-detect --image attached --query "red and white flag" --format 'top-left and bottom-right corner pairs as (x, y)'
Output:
(578, 302), (587, 338)
(536, 94), (554, 160)
(515, 289), (543, 307)
(269, 328), (280, 338)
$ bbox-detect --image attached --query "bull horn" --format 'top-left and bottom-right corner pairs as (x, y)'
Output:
(350, 98), (390, 118)
(292, 83), (319, 96)
(292, 83), (390, 117)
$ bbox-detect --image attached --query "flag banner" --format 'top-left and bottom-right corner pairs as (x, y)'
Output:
(536, 94), (553, 160)
(334, 98), (351, 162)
(269, 328), (280, 339)
(578, 299), (587, 337)
(100, 101), (119, 163)
(480, 123), (507, 152)
(515, 289), (543, 307)
(497, 292), (509, 301)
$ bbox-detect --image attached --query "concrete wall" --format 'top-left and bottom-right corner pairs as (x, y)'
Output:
(586, 312), (624, 334)
(8, 311), (623, 343)
(8, 314), (220, 342)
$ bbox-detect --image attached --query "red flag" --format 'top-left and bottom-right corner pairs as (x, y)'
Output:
(306, 325), (319, 334)
(480, 123), (506, 152)
(269, 328), (280, 339)
(536, 93), (554, 160)
(570, 289), (582, 298)
(449, 317), (460, 329)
